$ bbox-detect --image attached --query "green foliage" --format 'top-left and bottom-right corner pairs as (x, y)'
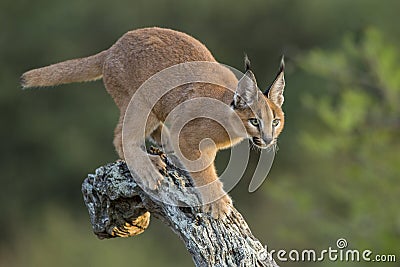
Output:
(287, 28), (400, 263)
(300, 28), (400, 159)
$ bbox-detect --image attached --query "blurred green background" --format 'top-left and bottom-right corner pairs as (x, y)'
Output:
(1, 0), (399, 266)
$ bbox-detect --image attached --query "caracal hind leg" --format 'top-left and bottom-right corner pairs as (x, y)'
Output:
(149, 123), (174, 153)
(113, 115), (124, 159)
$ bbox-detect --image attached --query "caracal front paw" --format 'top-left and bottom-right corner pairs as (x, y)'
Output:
(149, 154), (167, 173)
(140, 154), (166, 190)
(203, 194), (233, 220)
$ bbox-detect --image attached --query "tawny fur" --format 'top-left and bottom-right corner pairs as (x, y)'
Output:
(21, 27), (285, 219)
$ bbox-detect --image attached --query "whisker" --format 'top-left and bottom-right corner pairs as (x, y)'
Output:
(272, 142), (279, 154)
(248, 139), (261, 151)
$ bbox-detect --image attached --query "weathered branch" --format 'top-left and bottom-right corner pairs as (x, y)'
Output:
(81, 150), (278, 267)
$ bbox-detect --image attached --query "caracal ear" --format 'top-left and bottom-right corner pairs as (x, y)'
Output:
(233, 55), (258, 108)
(265, 56), (285, 107)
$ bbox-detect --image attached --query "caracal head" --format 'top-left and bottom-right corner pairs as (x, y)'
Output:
(231, 56), (285, 149)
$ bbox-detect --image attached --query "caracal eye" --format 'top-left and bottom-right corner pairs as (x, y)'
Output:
(249, 118), (259, 127)
(272, 118), (280, 127)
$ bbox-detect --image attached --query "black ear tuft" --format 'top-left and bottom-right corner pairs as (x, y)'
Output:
(244, 53), (251, 72)
(264, 55), (285, 107)
(264, 55), (285, 96)
(278, 55), (285, 73)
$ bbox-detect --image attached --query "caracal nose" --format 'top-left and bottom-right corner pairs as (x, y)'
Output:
(263, 137), (273, 145)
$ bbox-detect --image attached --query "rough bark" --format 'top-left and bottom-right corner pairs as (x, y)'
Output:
(81, 149), (278, 267)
